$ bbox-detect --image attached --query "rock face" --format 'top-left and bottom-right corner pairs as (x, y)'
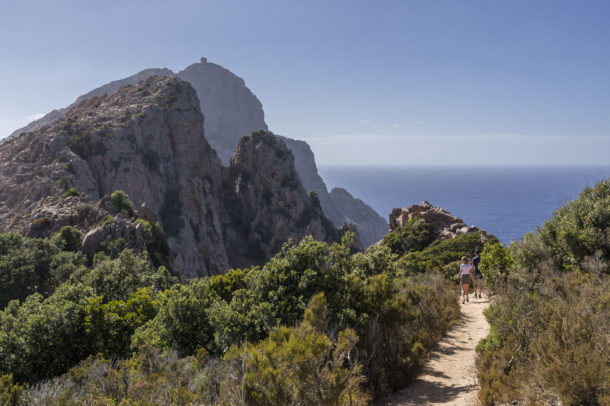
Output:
(0, 77), (335, 277)
(330, 188), (388, 247)
(279, 137), (345, 224)
(222, 131), (337, 268)
(279, 137), (387, 246)
(389, 201), (495, 242)
(178, 59), (269, 164)
(4, 58), (387, 246)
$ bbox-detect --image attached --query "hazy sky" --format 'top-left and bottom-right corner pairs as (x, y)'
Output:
(1, 0), (609, 165)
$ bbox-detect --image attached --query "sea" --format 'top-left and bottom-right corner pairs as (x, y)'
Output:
(318, 165), (610, 245)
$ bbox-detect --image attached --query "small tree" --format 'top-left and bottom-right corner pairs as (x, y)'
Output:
(110, 190), (135, 217)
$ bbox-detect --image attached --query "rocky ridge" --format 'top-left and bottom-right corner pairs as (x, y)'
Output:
(5, 58), (387, 246)
(389, 201), (495, 242)
(0, 77), (335, 277)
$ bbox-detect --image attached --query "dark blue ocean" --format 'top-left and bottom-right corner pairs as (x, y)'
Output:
(318, 166), (610, 245)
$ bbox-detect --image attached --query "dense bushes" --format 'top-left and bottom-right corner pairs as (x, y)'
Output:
(381, 216), (435, 255)
(130, 235), (461, 395)
(4, 297), (369, 405)
(0, 230), (86, 308)
(0, 250), (176, 382)
(0, 229), (463, 402)
(476, 179), (610, 405)
(539, 178), (610, 271)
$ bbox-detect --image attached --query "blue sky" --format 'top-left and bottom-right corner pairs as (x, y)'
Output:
(1, 0), (609, 165)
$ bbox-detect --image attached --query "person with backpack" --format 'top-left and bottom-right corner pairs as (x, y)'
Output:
(457, 256), (474, 304)
(472, 250), (483, 298)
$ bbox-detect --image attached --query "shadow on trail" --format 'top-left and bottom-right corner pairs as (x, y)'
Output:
(378, 293), (491, 405)
(378, 380), (477, 405)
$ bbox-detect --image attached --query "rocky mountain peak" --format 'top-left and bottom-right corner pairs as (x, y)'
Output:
(0, 77), (337, 277)
(177, 60), (268, 164)
(3, 58), (387, 249)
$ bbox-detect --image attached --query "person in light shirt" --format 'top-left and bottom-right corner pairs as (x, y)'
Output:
(457, 256), (474, 304)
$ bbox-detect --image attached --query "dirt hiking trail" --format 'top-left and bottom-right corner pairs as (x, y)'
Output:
(380, 294), (490, 406)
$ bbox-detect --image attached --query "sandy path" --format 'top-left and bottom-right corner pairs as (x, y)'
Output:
(379, 294), (490, 406)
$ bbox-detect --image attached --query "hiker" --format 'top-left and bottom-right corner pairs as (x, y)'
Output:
(472, 249), (483, 298)
(457, 256), (473, 304)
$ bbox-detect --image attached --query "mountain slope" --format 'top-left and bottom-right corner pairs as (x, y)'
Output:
(4, 58), (388, 246)
(0, 77), (335, 277)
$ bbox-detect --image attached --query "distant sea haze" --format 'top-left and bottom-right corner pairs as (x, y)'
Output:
(319, 165), (610, 245)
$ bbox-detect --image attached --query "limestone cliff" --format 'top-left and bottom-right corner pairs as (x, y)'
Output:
(0, 77), (335, 277)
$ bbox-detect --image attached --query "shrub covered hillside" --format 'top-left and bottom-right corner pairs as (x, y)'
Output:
(476, 178), (610, 406)
(0, 209), (497, 405)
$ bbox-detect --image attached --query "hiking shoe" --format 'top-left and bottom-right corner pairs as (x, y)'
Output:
(462, 299), (465, 304)
(466, 297), (469, 302)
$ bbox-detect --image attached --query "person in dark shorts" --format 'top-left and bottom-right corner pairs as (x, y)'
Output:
(457, 256), (473, 304)
(472, 250), (483, 298)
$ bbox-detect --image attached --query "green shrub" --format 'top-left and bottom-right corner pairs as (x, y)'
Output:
(131, 278), (218, 356)
(110, 190), (135, 217)
(308, 190), (321, 209)
(0, 250), (177, 383)
(539, 178), (610, 272)
(480, 241), (512, 291)
(0, 216), (463, 401)
(62, 187), (79, 198)
(476, 179), (610, 405)
(396, 232), (488, 275)
(381, 216), (435, 255)
(0, 374), (24, 406)
(224, 294), (371, 405)
(0, 233), (86, 307)
(52, 226), (83, 252)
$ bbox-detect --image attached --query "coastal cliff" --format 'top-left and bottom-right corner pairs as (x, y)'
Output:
(5, 58), (387, 246)
(0, 77), (335, 277)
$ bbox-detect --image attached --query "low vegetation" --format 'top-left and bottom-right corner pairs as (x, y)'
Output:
(476, 179), (610, 405)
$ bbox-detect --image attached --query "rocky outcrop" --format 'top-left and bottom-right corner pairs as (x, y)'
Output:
(389, 201), (495, 242)
(0, 77), (335, 278)
(222, 131), (337, 268)
(4, 58), (387, 246)
(330, 188), (388, 247)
